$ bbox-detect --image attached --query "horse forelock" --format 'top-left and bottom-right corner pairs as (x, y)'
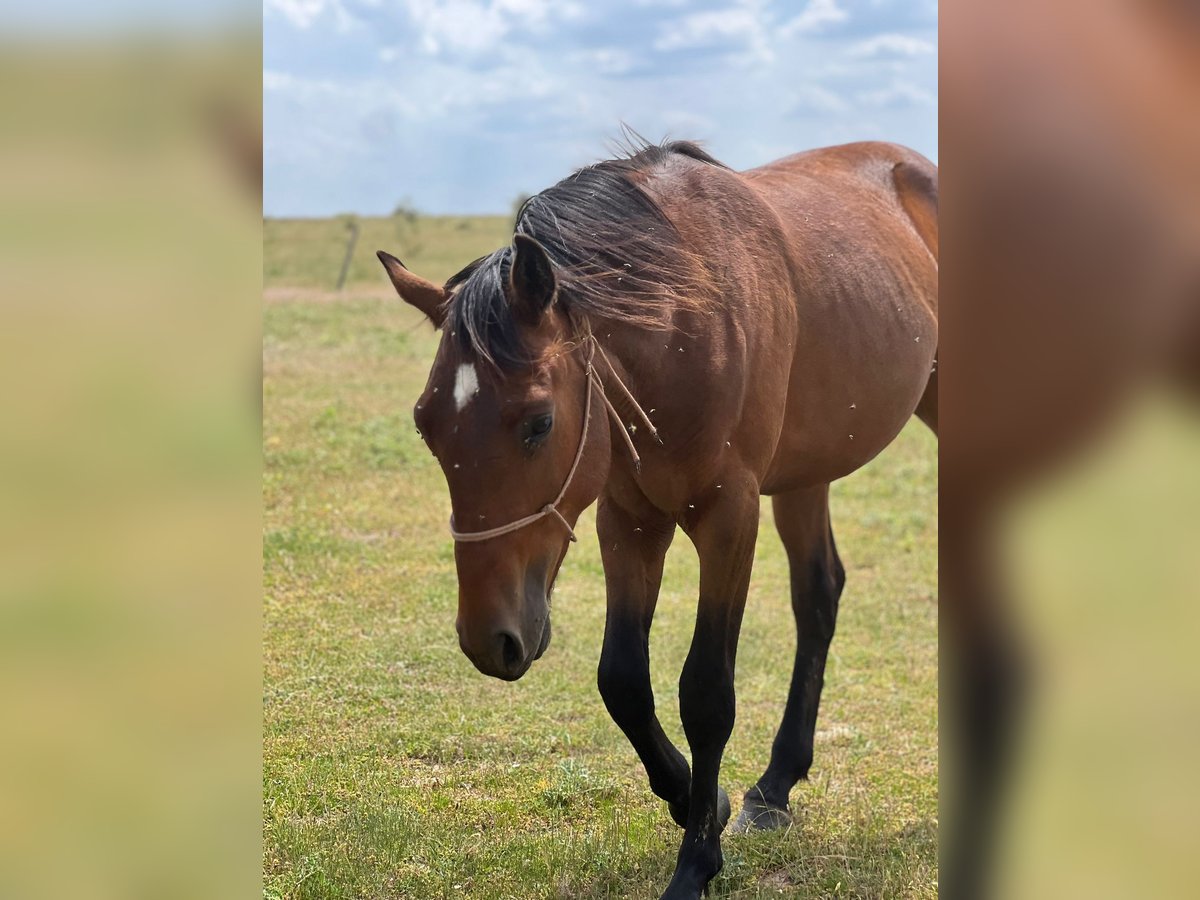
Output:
(443, 139), (725, 373)
(444, 247), (530, 372)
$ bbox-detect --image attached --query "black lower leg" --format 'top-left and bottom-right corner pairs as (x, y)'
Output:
(744, 517), (844, 822)
(664, 636), (736, 898)
(597, 501), (696, 824)
(661, 479), (758, 899)
(598, 616), (692, 820)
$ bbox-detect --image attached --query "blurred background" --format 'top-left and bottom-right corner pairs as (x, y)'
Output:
(0, 4), (261, 900)
(5, 0), (1200, 897)
(942, 1), (1200, 897)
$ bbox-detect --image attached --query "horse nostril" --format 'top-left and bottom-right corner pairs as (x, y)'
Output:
(497, 630), (523, 671)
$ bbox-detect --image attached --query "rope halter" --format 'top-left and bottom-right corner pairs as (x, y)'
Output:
(447, 334), (659, 544)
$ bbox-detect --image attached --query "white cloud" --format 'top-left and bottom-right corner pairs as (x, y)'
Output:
(264, 0), (362, 33)
(653, 5), (773, 64)
(402, 0), (584, 57)
(263, 70), (352, 96)
(570, 47), (637, 76)
(848, 33), (936, 58)
(661, 109), (716, 135)
(655, 8), (758, 50)
(789, 84), (850, 114)
(404, 1), (505, 54)
(264, 0), (938, 215)
(264, 0), (329, 30)
(494, 0), (584, 24)
(857, 79), (936, 108)
(780, 0), (849, 37)
(263, 69), (400, 110)
(263, 70), (294, 92)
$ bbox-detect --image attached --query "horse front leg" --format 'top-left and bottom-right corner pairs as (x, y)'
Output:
(663, 479), (760, 900)
(596, 497), (703, 828)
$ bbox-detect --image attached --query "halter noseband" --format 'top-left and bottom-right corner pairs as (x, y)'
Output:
(447, 334), (658, 544)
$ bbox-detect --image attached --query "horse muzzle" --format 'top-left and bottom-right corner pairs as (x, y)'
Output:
(456, 598), (551, 681)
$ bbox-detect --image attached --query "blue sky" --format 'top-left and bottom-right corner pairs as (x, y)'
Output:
(264, 0), (937, 216)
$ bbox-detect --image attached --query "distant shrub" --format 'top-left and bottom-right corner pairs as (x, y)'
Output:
(392, 198), (423, 258)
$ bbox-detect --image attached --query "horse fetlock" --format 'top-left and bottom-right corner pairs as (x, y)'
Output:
(662, 836), (723, 900)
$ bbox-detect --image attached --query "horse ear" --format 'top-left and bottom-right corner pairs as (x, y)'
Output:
(377, 250), (447, 326)
(509, 234), (557, 323)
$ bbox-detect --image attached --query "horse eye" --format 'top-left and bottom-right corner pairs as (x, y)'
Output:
(525, 413), (553, 446)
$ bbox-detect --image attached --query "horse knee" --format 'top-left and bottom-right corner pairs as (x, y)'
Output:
(597, 648), (654, 728)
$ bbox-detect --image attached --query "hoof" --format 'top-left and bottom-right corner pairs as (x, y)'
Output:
(667, 786), (732, 831)
(731, 787), (792, 833)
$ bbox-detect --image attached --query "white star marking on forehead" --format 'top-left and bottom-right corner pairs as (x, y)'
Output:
(453, 363), (478, 413)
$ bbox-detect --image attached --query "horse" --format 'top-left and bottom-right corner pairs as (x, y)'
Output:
(377, 138), (938, 899)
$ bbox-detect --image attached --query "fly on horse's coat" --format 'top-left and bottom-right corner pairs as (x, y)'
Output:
(379, 138), (937, 899)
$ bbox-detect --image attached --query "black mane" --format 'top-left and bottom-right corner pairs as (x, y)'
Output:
(444, 138), (726, 370)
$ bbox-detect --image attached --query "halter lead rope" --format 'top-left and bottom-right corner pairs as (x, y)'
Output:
(448, 335), (657, 544)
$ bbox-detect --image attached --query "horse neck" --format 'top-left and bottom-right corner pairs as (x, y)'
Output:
(585, 316), (662, 395)
(583, 311), (702, 440)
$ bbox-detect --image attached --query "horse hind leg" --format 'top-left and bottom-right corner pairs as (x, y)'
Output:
(734, 484), (845, 831)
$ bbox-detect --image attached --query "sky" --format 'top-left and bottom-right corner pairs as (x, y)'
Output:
(264, 0), (937, 216)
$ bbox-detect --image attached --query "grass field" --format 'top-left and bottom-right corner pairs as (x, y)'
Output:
(263, 215), (938, 899)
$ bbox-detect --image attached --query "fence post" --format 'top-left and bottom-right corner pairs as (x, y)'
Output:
(336, 217), (360, 291)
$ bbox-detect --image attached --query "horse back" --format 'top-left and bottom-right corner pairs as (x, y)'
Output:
(738, 143), (940, 488)
(624, 143), (938, 496)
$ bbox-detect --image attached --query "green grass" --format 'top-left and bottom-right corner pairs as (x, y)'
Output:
(263, 217), (938, 899)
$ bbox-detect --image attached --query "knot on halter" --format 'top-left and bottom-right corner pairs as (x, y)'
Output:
(543, 504), (578, 543)
(447, 333), (657, 544)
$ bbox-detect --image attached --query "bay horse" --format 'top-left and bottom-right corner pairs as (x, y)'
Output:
(378, 139), (938, 899)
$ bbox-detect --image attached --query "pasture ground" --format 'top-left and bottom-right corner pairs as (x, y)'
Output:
(263, 215), (938, 899)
